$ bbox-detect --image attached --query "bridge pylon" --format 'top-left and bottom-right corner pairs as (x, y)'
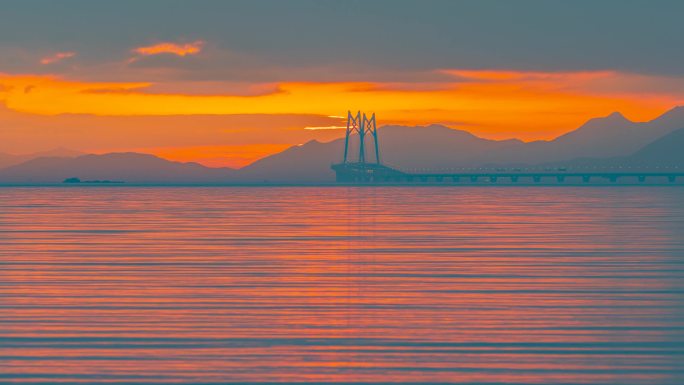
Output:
(342, 110), (380, 165)
(333, 112), (404, 182)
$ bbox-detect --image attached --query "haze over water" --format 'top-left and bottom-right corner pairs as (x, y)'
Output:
(2, 186), (684, 384)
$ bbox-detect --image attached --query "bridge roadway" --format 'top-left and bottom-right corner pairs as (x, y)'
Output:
(331, 163), (684, 184)
(396, 171), (683, 184)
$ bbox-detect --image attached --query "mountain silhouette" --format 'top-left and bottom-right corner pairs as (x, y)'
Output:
(0, 152), (235, 184)
(239, 107), (684, 181)
(0, 147), (84, 169)
(504, 108), (684, 163)
(2, 107), (684, 183)
(239, 125), (524, 182)
(239, 139), (344, 182)
(0, 153), (19, 170)
(539, 124), (684, 169)
(625, 126), (684, 165)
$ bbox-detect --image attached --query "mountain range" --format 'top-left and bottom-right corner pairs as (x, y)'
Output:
(237, 106), (684, 182)
(0, 148), (84, 170)
(0, 153), (235, 184)
(1, 107), (683, 184)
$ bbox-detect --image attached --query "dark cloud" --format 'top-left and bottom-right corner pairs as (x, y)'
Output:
(1, 0), (683, 80)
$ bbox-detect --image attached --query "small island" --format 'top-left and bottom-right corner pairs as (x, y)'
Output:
(63, 177), (124, 184)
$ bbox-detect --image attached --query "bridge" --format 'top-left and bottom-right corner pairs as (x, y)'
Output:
(331, 111), (684, 184)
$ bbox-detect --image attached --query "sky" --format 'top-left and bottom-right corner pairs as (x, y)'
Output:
(1, 0), (684, 167)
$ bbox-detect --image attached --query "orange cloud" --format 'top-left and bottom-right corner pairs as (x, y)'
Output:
(304, 125), (347, 130)
(40, 51), (76, 65)
(2, 71), (681, 140)
(444, 69), (615, 82)
(133, 41), (204, 57)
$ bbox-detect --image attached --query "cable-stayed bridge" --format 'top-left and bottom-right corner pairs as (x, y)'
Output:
(331, 112), (684, 184)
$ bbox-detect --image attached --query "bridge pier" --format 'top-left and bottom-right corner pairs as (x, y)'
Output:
(490, 176), (498, 183)
(533, 176), (541, 183)
(511, 176), (519, 183)
(668, 175), (676, 183)
(557, 175), (565, 183)
(638, 176), (646, 183)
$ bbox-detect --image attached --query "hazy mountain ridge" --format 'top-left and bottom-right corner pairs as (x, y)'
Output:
(0, 152), (235, 184)
(481, 108), (684, 165)
(628, 127), (684, 165)
(544, 126), (684, 169)
(238, 124), (526, 182)
(1, 107), (683, 183)
(0, 147), (84, 169)
(236, 107), (684, 181)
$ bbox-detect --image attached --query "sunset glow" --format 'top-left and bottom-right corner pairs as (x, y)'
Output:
(133, 41), (205, 57)
(1, 68), (682, 166)
(2, 24), (684, 168)
(3, 3), (684, 384)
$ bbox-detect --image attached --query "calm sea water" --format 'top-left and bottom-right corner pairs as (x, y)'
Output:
(1, 186), (683, 384)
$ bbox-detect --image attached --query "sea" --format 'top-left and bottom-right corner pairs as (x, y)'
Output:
(1, 186), (683, 384)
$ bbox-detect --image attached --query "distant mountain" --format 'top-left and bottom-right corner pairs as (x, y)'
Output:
(625, 127), (684, 166)
(238, 125), (524, 182)
(239, 139), (344, 182)
(503, 108), (684, 163)
(376, 125), (523, 168)
(0, 153), (19, 170)
(0, 153), (235, 184)
(0, 147), (84, 169)
(2, 107), (684, 184)
(539, 125), (684, 170)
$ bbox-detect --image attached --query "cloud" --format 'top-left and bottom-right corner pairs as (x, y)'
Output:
(4, 2), (684, 80)
(132, 41), (204, 57)
(40, 51), (76, 65)
(443, 69), (615, 82)
(1, 70), (683, 142)
(304, 125), (346, 130)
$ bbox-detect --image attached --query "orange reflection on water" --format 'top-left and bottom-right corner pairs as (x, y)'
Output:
(1, 187), (683, 384)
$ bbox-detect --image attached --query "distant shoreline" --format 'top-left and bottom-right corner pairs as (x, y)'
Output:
(63, 177), (124, 184)
(1, 182), (683, 188)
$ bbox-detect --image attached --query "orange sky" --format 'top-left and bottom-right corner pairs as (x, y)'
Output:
(2, 3), (684, 168)
(1, 66), (683, 168)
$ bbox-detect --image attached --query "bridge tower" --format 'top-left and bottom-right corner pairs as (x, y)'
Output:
(333, 112), (403, 182)
(342, 111), (380, 165)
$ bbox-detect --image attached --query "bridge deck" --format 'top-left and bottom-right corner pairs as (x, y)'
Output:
(405, 172), (683, 177)
(332, 163), (684, 183)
